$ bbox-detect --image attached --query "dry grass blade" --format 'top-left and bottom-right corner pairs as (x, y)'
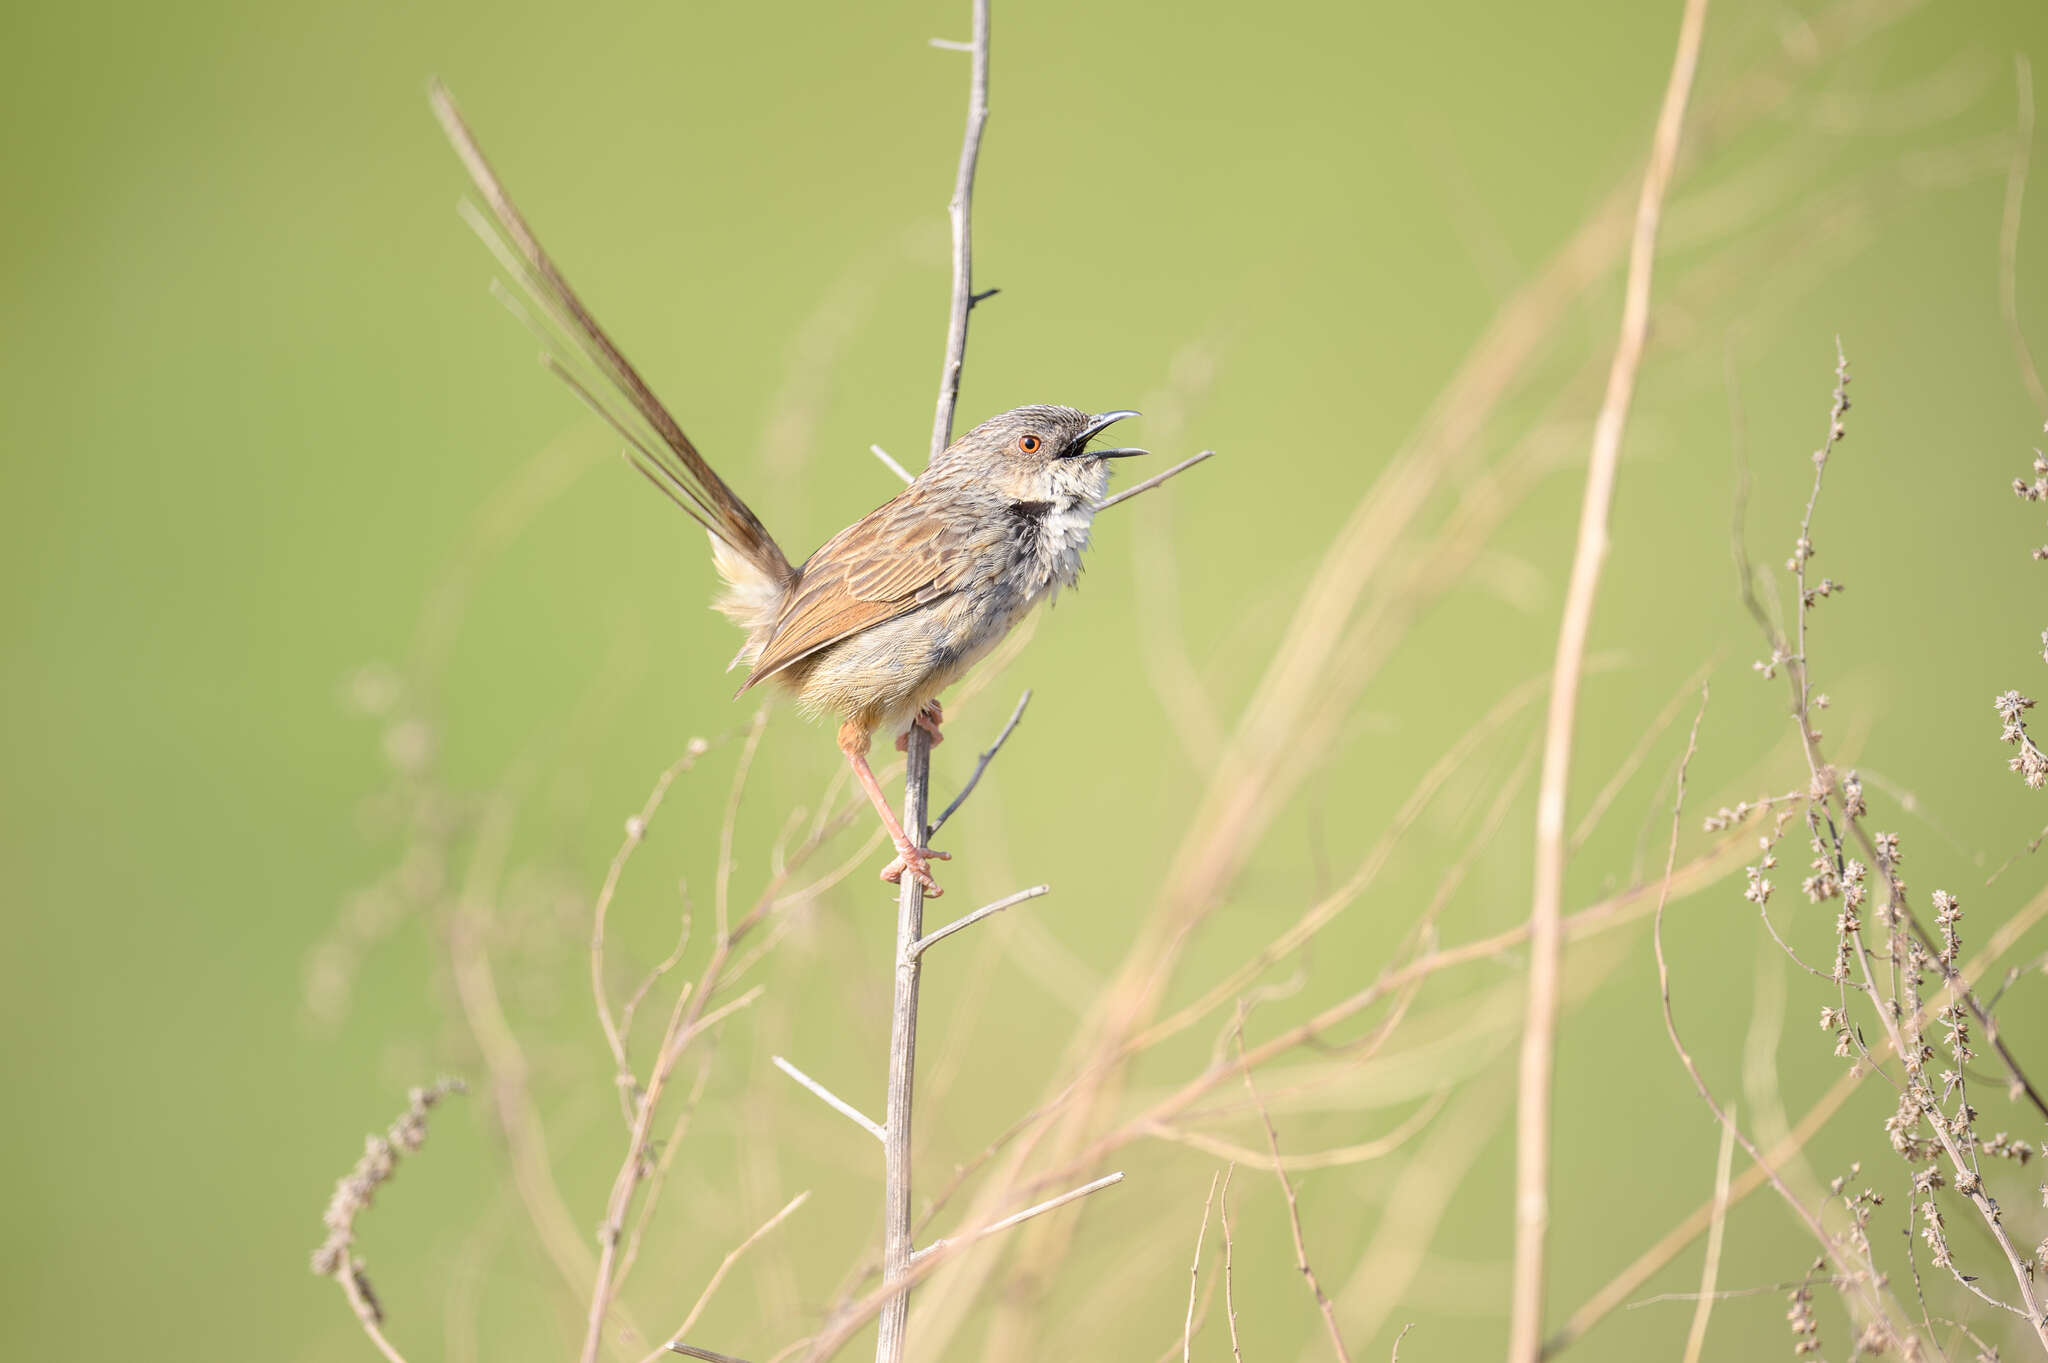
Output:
(1509, 4), (1710, 1358)
(1680, 1094), (1738, 1360)
(2001, 54), (2045, 416)
(1142, 1087), (1447, 1172)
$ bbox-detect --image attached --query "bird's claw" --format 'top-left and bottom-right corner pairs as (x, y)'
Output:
(880, 842), (950, 896)
(894, 700), (946, 752)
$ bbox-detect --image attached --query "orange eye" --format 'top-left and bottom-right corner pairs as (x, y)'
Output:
(1018, 434), (1041, 454)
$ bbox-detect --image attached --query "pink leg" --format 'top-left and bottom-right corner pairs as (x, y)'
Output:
(841, 720), (949, 897)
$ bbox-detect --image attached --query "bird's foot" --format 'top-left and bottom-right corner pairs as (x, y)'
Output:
(880, 839), (950, 897)
(894, 700), (946, 752)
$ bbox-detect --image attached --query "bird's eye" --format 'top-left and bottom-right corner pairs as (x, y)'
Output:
(1017, 434), (1041, 454)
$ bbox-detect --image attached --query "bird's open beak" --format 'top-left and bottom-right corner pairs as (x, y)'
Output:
(1070, 409), (1148, 459)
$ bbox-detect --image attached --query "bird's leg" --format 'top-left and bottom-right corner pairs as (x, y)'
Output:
(894, 699), (946, 753)
(840, 719), (949, 897)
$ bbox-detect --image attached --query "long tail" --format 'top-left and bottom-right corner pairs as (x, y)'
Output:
(429, 80), (795, 635)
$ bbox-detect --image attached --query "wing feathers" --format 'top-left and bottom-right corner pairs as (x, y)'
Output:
(740, 491), (977, 689)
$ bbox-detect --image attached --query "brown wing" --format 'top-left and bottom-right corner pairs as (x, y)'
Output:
(739, 485), (980, 690)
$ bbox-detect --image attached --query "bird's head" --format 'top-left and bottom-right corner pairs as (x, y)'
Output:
(939, 405), (1147, 501)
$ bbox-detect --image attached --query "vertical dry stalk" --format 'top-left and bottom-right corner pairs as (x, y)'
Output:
(1506, 2), (1709, 1358)
(876, 738), (932, 1363)
(876, 4), (990, 1361)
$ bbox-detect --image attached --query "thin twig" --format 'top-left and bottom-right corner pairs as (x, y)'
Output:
(1236, 1007), (1351, 1363)
(927, 689), (1031, 838)
(716, 709), (771, 945)
(907, 884), (1048, 959)
(911, 1171), (1125, 1262)
(643, 1192), (811, 1363)
(337, 1249), (411, 1363)
(773, 1056), (886, 1143)
(594, 746), (710, 1117)
(871, 444), (916, 484)
(669, 1346), (753, 1363)
(1507, 4), (1709, 1357)
(1219, 1164), (1242, 1363)
(927, 0), (991, 463)
(1095, 449), (1216, 512)
(1182, 1172), (1221, 1363)
(582, 984), (766, 1363)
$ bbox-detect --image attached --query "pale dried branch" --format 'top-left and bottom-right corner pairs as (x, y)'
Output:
(1509, 5), (1709, 1357)
(1219, 1165), (1242, 1363)
(716, 709), (771, 944)
(877, 6), (991, 1360)
(617, 1052), (716, 1289)
(644, 1192), (811, 1363)
(908, 884), (1048, 959)
(773, 1056), (885, 1143)
(926, 0), (991, 463)
(1182, 1172), (1222, 1363)
(1236, 1009), (1351, 1363)
(911, 1171), (1125, 1263)
(1095, 449), (1216, 512)
(595, 744), (712, 1116)
(871, 444), (915, 485)
(582, 984), (766, 1363)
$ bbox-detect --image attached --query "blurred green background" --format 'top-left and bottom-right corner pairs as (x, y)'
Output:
(7, 0), (2048, 1359)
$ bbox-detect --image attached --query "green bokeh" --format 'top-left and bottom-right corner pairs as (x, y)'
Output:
(6, 1), (2048, 1359)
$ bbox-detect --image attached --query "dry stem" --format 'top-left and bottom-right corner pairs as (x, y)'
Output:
(878, 11), (992, 1358)
(1237, 1008), (1351, 1363)
(1181, 1172), (1221, 1363)
(1508, 3), (1709, 1357)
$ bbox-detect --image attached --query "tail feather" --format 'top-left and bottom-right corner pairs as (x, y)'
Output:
(431, 81), (796, 596)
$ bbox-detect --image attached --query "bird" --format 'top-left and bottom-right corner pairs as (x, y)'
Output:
(431, 86), (1150, 897)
